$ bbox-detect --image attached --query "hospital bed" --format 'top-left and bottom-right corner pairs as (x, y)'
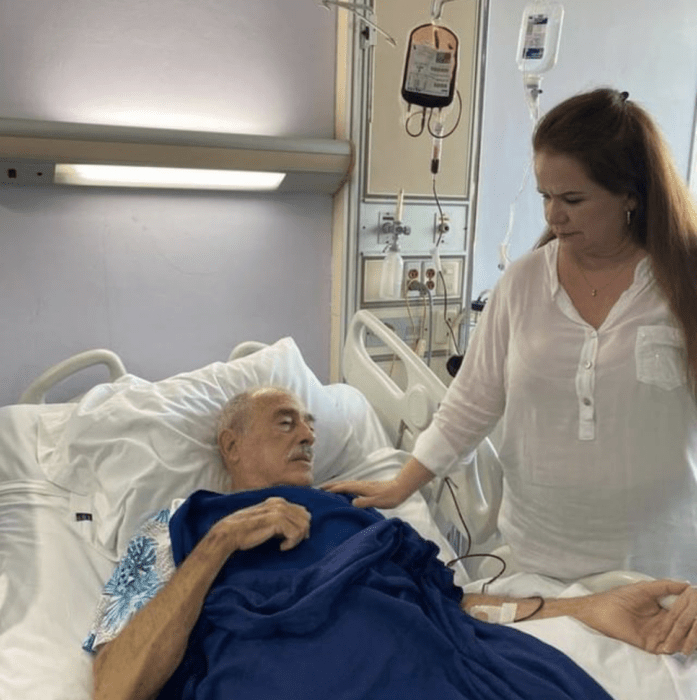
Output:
(0, 310), (694, 700)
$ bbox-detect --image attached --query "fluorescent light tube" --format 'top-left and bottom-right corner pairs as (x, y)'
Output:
(54, 164), (286, 190)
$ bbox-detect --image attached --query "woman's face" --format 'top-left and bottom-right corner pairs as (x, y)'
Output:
(534, 149), (636, 258)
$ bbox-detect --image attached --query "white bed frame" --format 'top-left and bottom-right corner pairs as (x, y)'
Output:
(19, 312), (501, 558)
(341, 310), (505, 557)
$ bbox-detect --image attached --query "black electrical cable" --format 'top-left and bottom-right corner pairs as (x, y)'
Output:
(442, 476), (508, 594)
(514, 596), (545, 622)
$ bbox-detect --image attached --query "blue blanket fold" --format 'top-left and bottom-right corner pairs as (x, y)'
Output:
(158, 487), (613, 700)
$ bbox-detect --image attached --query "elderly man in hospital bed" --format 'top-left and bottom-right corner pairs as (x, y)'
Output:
(87, 386), (697, 700)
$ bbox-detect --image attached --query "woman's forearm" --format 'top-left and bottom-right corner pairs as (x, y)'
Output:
(93, 522), (235, 700)
(396, 457), (436, 498)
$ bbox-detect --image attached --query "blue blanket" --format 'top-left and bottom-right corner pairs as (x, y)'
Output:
(159, 487), (613, 700)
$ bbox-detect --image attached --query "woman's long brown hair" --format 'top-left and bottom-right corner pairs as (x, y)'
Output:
(533, 88), (697, 394)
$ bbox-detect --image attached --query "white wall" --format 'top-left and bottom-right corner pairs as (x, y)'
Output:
(0, 0), (337, 405)
(472, 0), (697, 299)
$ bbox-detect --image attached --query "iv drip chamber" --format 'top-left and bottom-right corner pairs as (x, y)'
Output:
(516, 1), (564, 75)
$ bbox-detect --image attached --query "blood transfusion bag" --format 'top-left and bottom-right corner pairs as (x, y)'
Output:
(401, 23), (459, 109)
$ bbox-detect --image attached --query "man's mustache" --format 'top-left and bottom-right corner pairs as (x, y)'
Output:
(289, 445), (314, 463)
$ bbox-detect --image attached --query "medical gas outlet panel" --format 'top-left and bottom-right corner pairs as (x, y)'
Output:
(355, 197), (470, 381)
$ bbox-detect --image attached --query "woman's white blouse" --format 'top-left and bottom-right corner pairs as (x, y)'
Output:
(413, 238), (697, 581)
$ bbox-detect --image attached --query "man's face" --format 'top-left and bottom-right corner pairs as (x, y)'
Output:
(221, 389), (316, 491)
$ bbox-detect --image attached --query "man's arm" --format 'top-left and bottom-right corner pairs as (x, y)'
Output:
(93, 497), (311, 700)
(461, 579), (697, 656)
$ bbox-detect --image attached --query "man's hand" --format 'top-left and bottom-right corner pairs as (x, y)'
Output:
(215, 497), (312, 552)
(577, 579), (697, 655)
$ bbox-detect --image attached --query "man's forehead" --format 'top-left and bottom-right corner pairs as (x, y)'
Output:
(251, 388), (313, 419)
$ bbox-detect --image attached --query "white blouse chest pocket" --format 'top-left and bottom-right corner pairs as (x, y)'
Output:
(635, 325), (686, 391)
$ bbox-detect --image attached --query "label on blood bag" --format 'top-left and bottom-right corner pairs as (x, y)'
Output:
(404, 44), (453, 98)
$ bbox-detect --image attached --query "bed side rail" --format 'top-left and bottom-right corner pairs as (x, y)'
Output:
(343, 310), (504, 551)
(343, 309), (447, 451)
(19, 349), (127, 404)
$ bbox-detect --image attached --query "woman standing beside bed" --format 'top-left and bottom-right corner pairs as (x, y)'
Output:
(328, 88), (697, 586)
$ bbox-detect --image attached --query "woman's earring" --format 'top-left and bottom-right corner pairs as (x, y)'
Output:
(626, 210), (632, 226)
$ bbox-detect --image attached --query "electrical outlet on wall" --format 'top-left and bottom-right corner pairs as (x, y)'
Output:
(361, 255), (464, 304)
(403, 260), (422, 296)
(422, 262), (437, 293)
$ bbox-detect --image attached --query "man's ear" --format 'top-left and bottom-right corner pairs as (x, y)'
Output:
(218, 428), (239, 464)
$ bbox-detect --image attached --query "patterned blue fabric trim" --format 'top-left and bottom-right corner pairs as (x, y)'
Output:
(83, 505), (177, 654)
(83, 633), (96, 654)
(155, 508), (172, 524)
(102, 535), (160, 628)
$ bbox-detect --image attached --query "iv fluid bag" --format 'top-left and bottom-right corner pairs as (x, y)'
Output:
(516, 1), (564, 75)
(379, 249), (404, 299)
(402, 23), (459, 109)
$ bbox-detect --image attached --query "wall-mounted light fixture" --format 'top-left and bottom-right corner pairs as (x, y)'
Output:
(0, 118), (353, 193)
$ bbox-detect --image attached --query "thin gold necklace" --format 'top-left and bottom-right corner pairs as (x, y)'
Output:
(577, 267), (616, 297)
(575, 257), (635, 297)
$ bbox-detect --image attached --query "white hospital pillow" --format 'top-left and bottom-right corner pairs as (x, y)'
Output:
(37, 338), (392, 556)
